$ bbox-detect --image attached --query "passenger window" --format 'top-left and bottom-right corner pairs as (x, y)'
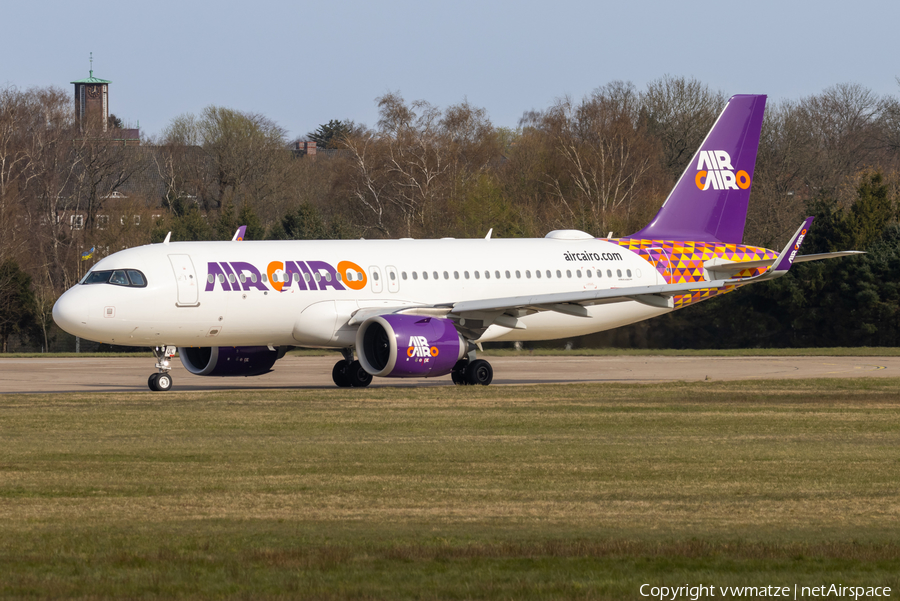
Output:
(372, 272), (379, 281)
(485, 271), (490, 279)
(556, 270), (562, 278)
(464, 271), (470, 279)
(566, 270), (572, 278)
(546, 270), (552, 278)
(389, 271), (396, 280)
(294, 273), (300, 282)
(515, 270), (521, 278)
(240, 274), (247, 283)
(228, 274), (236, 284)
(251, 274), (258, 283)
(616, 269), (622, 278)
(314, 273), (321, 282)
(475, 271), (480, 279)
(262, 274), (268, 283)
(402, 272), (408, 280)
(535, 270), (541, 279)
(626, 269), (632, 277)
(443, 271), (449, 279)
(218, 274), (225, 283)
(525, 270), (531, 278)
(576, 270), (582, 278)
(587, 270), (592, 278)
(423, 271), (429, 280)
(303, 273), (310, 282)
(412, 272), (418, 280)
(607, 269), (612, 277)
(207, 274), (214, 284)
(495, 270), (501, 279)
(454, 271), (459, 279)
(336, 273), (342, 281)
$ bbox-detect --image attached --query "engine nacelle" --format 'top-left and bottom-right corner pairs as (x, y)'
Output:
(356, 315), (466, 378)
(178, 346), (285, 377)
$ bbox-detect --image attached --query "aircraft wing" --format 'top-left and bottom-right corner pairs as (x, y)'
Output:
(348, 217), (837, 338)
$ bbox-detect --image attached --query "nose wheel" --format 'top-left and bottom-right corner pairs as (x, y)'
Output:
(149, 346), (176, 392)
(148, 372), (173, 391)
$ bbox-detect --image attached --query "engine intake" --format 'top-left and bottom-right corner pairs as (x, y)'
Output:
(178, 346), (284, 377)
(356, 315), (466, 378)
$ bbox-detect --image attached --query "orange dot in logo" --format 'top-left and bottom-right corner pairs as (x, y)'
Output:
(430, 346), (439, 357)
(337, 261), (367, 290)
(736, 170), (751, 189)
(407, 346), (415, 357)
(695, 170), (708, 190)
(267, 261), (284, 292)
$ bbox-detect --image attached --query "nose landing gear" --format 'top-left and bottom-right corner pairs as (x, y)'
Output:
(149, 346), (176, 391)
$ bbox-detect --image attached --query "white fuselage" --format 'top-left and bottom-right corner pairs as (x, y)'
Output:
(53, 236), (670, 349)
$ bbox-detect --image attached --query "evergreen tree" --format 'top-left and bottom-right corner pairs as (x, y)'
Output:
(0, 260), (36, 352)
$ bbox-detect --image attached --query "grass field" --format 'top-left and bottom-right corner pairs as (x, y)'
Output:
(2, 380), (899, 599)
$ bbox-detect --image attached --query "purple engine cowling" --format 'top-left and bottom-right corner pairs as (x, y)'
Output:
(356, 315), (466, 378)
(178, 346), (284, 377)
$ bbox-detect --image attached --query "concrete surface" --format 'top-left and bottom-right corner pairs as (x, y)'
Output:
(1, 354), (897, 394)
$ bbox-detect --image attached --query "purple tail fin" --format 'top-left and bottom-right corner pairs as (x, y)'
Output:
(632, 94), (767, 244)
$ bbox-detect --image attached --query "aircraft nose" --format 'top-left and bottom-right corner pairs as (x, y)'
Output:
(52, 289), (89, 336)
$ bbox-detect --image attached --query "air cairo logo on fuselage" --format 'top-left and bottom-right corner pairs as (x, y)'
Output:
(407, 336), (439, 360)
(204, 260), (368, 293)
(695, 150), (751, 191)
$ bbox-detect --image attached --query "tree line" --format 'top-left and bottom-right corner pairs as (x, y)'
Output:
(1, 75), (899, 351)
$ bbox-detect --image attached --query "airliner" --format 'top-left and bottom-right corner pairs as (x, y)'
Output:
(53, 94), (860, 391)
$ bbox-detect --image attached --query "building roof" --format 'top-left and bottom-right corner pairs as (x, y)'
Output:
(71, 70), (112, 85)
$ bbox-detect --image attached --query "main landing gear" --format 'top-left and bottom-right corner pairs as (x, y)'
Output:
(148, 346), (175, 392)
(451, 358), (493, 386)
(332, 349), (373, 388)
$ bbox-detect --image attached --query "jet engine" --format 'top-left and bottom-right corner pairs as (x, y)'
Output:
(178, 346), (286, 377)
(356, 315), (466, 378)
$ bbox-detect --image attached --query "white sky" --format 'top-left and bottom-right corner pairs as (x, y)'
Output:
(4, 0), (899, 140)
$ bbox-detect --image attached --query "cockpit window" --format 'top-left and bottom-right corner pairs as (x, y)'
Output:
(80, 269), (148, 288)
(128, 271), (144, 286)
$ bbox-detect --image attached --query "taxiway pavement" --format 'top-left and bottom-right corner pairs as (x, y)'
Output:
(1, 354), (897, 394)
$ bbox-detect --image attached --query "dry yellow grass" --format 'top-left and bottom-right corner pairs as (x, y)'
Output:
(2, 379), (899, 598)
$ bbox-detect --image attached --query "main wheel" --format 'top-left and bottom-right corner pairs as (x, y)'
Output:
(347, 360), (373, 388)
(148, 373), (160, 391)
(155, 373), (173, 391)
(465, 359), (493, 386)
(332, 360), (352, 387)
(451, 360), (468, 385)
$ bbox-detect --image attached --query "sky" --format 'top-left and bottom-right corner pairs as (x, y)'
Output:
(3, 0), (899, 141)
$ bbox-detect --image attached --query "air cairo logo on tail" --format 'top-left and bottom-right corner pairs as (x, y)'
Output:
(695, 150), (751, 191)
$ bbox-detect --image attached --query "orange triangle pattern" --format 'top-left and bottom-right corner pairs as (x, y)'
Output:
(612, 238), (778, 310)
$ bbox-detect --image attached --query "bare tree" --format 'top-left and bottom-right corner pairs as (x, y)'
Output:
(518, 82), (666, 236)
(639, 75), (726, 179)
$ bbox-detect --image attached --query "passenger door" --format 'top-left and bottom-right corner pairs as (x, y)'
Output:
(169, 254), (199, 306)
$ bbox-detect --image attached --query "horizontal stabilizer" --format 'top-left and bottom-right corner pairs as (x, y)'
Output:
(704, 250), (864, 279)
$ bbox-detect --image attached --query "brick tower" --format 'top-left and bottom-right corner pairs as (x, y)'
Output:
(71, 53), (112, 132)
